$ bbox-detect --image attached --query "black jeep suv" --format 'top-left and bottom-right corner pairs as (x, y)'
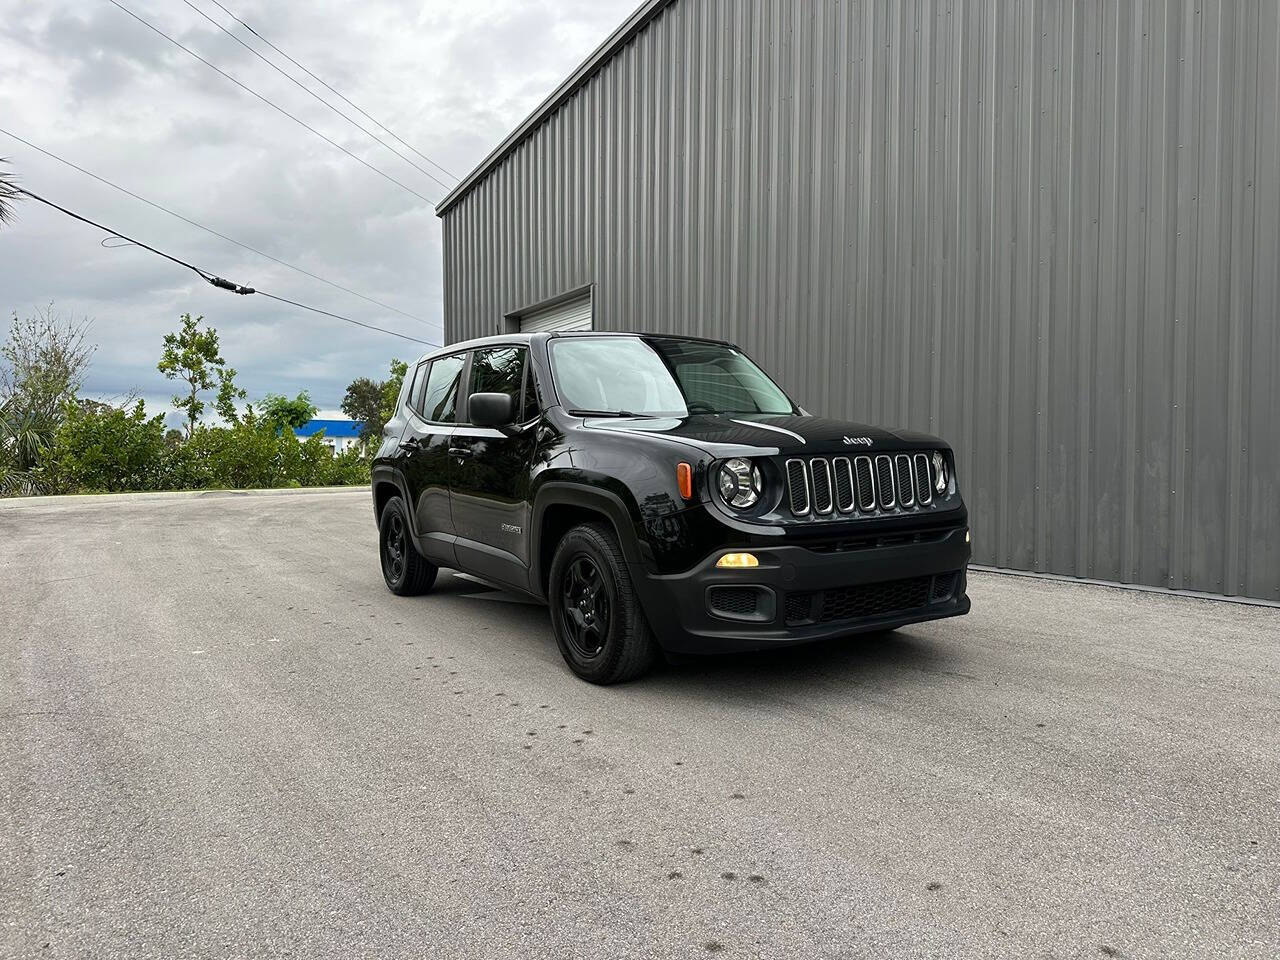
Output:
(372, 332), (970, 683)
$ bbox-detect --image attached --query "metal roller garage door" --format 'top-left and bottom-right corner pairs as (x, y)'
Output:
(518, 295), (592, 334)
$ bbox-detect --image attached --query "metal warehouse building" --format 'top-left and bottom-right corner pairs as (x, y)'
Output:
(436, 0), (1280, 602)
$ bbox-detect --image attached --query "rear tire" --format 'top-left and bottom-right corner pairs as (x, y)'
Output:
(379, 495), (437, 596)
(548, 522), (658, 684)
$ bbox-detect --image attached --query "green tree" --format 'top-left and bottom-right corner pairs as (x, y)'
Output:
(341, 376), (383, 444)
(260, 390), (317, 430)
(157, 313), (244, 437)
(215, 368), (247, 424)
(342, 358), (407, 445)
(0, 305), (95, 495)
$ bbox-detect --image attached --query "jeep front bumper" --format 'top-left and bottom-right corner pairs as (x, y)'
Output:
(633, 525), (971, 654)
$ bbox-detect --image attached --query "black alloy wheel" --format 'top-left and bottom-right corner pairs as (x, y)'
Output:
(560, 554), (612, 659)
(378, 495), (438, 596)
(547, 522), (659, 684)
(385, 511), (407, 581)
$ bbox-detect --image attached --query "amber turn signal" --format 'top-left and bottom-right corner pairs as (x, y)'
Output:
(715, 552), (759, 569)
(676, 462), (694, 500)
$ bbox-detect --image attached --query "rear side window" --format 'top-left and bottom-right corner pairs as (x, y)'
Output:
(420, 353), (465, 423)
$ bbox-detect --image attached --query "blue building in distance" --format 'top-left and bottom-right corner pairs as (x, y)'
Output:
(293, 419), (364, 455)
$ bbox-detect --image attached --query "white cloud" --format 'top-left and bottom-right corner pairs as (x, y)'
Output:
(0, 0), (636, 426)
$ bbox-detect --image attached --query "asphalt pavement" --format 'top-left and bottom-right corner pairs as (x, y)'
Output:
(2, 489), (1276, 959)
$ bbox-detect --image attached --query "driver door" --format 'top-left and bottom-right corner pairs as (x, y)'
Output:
(448, 345), (541, 590)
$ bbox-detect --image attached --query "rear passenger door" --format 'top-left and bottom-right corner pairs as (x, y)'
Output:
(399, 352), (467, 565)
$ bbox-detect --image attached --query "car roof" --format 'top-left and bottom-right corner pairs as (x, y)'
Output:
(411, 330), (736, 365)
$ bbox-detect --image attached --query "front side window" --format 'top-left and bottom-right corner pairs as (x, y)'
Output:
(469, 346), (526, 400)
(420, 353), (466, 423)
(548, 336), (795, 417)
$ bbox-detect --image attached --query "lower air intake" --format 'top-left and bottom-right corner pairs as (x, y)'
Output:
(784, 572), (961, 626)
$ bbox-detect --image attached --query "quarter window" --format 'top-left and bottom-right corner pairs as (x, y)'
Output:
(520, 362), (541, 423)
(406, 362), (428, 414)
(420, 353), (465, 423)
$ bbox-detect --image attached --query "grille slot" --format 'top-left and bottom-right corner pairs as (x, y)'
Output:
(875, 456), (896, 509)
(783, 572), (962, 626)
(810, 458), (834, 514)
(853, 457), (876, 510)
(785, 459), (809, 516)
(894, 454), (915, 507)
(914, 453), (933, 505)
(832, 457), (855, 512)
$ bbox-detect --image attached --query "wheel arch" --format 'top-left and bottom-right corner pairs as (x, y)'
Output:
(371, 465), (413, 530)
(531, 480), (646, 601)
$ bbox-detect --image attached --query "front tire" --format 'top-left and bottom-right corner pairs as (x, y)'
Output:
(548, 522), (659, 684)
(379, 495), (438, 596)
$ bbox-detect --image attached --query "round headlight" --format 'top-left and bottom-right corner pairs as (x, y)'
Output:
(717, 458), (763, 509)
(932, 450), (948, 494)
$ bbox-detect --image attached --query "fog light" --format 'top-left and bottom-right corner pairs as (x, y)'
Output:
(716, 552), (759, 569)
(965, 530), (971, 543)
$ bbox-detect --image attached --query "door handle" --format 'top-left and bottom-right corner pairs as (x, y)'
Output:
(448, 446), (473, 459)
(400, 436), (422, 451)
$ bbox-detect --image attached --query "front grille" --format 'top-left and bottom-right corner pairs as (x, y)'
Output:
(785, 451), (943, 520)
(784, 571), (961, 626)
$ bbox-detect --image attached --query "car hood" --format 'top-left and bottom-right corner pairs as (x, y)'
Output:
(576, 412), (946, 457)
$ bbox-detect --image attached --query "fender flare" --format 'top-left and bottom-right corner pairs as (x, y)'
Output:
(529, 480), (647, 598)
(370, 465), (415, 535)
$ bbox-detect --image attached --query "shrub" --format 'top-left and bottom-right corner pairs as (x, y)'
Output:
(51, 400), (172, 493)
(176, 415), (370, 490)
(47, 399), (370, 494)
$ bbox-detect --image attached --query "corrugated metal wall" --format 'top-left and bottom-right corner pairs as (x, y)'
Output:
(441, 0), (1280, 601)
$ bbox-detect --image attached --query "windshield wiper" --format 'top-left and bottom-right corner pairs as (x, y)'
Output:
(568, 408), (641, 418)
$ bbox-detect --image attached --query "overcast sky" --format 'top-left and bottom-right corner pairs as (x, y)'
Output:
(0, 0), (635, 423)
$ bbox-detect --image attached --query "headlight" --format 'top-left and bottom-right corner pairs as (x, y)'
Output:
(932, 450), (948, 494)
(717, 457), (763, 509)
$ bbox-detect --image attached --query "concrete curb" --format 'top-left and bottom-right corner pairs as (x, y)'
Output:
(0, 486), (371, 508)
(968, 563), (1280, 609)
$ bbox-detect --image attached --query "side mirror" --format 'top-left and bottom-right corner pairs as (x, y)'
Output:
(469, 392), (516, 428)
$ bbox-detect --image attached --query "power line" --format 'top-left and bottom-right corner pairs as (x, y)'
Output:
(178, 0), (453, 193)
(15, 186), (438, 348)
(0, 127), (436, 329)
(206, 0), (459, 183)
(104, 0), (439, 206)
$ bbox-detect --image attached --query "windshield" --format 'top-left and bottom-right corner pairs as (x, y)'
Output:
(548, 336), (795, 417)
